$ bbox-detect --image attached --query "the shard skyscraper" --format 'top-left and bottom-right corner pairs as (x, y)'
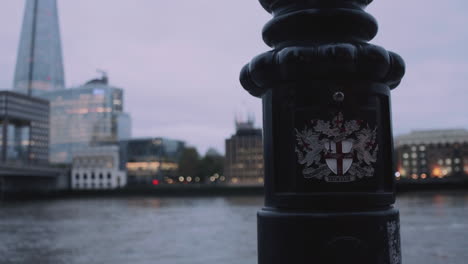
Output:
(13, 0), (65, 96)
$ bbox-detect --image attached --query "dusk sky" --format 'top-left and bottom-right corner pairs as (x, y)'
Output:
(1, 0), (467, 154)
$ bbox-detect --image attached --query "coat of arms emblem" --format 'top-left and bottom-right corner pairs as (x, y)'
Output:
(295, 112), (378, 182)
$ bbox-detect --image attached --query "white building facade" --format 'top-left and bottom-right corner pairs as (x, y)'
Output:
(71, 145), (126, 190)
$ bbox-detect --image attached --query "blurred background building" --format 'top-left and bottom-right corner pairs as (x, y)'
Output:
(13, 0), (65, 96)
(120, 138), (185, 186)
(42, 74), (132, 163)
(0, 91), (49, 164)
(0, 0), (70, 197)
(71, 145), (126, 190)
(395, 129), (468, 181)
(0, 90), (68, 194)
(225, 117), (263, 185)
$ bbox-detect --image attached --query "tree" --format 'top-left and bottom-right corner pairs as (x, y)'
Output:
(198, 151), (225, 183)
(177, 147), (200, 178)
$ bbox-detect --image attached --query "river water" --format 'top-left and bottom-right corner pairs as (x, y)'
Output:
(0, 191), (467, 264)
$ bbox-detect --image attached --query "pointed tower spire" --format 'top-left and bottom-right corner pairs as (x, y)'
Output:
(13, 0), (65, 96)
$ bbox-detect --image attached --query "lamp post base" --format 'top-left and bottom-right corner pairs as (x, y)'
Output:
(258, 207), (401, 264)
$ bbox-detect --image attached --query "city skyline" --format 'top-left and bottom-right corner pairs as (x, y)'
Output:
(1, 0), (468, 154)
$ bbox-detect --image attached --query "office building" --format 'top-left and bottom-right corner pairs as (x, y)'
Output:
(395, 129), (468, 180)
(120, 138), (185, 186)
(225, 118), (264, 185)
(14, 0), (65, 96)
(42, 75), (132, 163)
(0, 91), (49, 164)
(0, 0), (71, 196)
(71, 145), (126, 190)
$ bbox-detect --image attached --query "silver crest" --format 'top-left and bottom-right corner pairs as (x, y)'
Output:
(295, 112), (378, 182)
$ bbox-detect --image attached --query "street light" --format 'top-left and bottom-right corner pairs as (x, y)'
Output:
(240, 0), (405, 263)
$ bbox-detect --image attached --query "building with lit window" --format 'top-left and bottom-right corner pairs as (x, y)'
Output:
(395, 129), (468, 181)
(120, 138), (185, 186)
(225, 118), (264, 185)
(0, 91), (49, 164)
(71, 145), (126, 190)
(42, 75), (131, 163)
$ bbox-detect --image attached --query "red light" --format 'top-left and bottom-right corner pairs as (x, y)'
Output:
(152, 180), (159, 185)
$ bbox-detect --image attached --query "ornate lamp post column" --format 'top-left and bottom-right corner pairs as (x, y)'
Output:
(240, 1), (405, 263)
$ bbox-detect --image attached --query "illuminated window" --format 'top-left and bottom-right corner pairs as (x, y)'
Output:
(454, 158), (460, 164)
(421, 160), (426, 165)
(411, 146), (417, 151)
(438, 159), (443, 165)
(411, 153), (417, 159)
(446, 158), (452, 165)
(403, 161), (409, 166)
(419, 145), (426, 151)
(402, 153), (409, 159)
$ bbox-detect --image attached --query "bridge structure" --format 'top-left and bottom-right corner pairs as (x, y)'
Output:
(0, 163), (68, 199)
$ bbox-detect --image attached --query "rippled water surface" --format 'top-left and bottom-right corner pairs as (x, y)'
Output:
(0, 191), (467, 264)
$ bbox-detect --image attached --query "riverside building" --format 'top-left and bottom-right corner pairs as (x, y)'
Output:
(42, 75), (132, 163)
(0, 91), (49, 164)
(225, 118), (264, 185)
(395, 129), (468, 180)
(120, 138), (185, 186)
(71, 145), (126, 190)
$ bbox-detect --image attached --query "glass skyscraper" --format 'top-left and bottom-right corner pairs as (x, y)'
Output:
(13, 0), (65, 96)
(42, 77), (131, 163)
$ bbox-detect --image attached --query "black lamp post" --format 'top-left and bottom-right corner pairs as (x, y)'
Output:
(240, 1), (405, 263)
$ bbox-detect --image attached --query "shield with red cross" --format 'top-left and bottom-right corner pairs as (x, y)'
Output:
(323, 140), (354, 175)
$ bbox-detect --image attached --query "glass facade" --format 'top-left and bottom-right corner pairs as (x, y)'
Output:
(42, 81), (131, 163)
(117, 112), (132, 140)
(120, 138), (185, 186)
(14, 0), (65, 96)
(0, 91), (49, 164)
